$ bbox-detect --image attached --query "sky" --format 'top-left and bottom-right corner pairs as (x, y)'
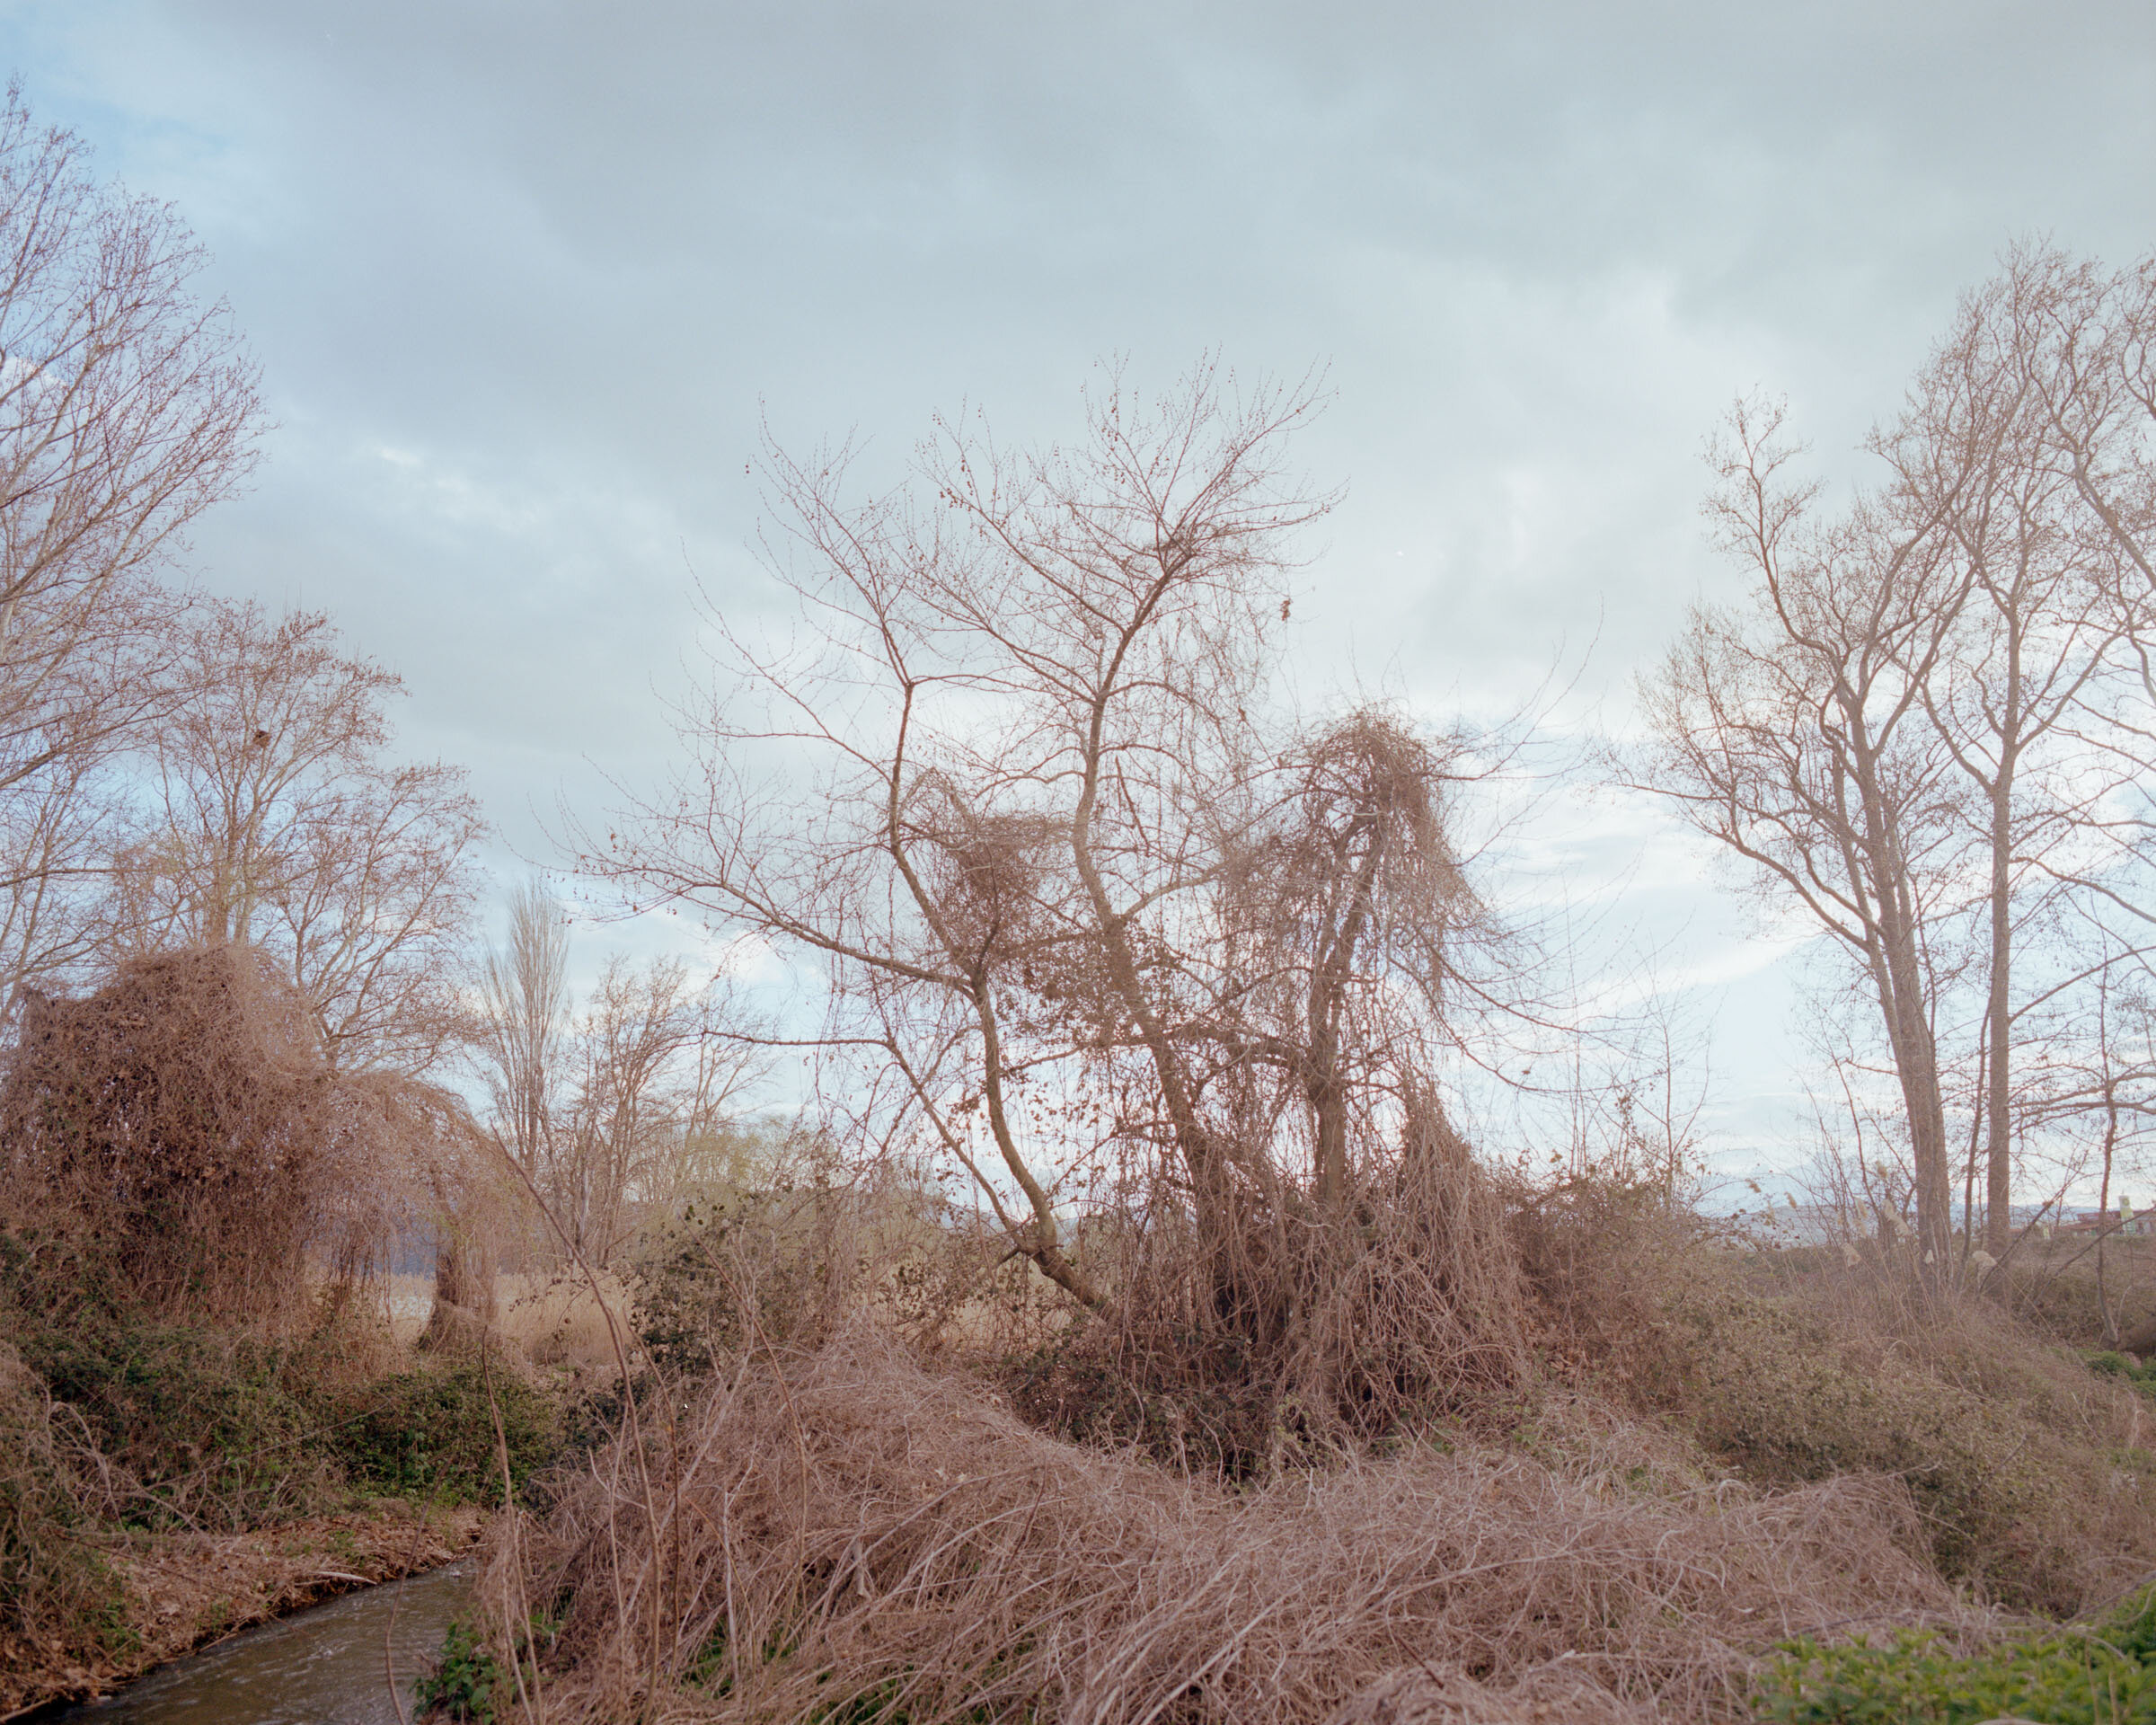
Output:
(0, 0), (2151, 1190)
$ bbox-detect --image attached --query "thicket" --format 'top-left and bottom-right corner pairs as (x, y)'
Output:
(0, 945), (566, 1689)
(421, 1157), (2156, 1725)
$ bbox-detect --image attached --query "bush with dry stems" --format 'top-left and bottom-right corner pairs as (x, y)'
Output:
(1012, 1099), (1531, 1476)
(1510, 1177), (2156, 1614)
(0, 942), (507, 1332)
(486, 1328), (1968, 1725)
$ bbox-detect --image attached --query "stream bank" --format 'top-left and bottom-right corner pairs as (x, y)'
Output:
(2, 1502), (486, 1720)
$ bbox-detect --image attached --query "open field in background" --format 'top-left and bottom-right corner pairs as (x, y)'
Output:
(367, 1269), (630, 1373)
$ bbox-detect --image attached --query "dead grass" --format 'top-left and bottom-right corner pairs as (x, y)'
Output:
(498, 1270), (634, 1375)
(1509, 1180), (2156, 1614)
(490, 1328), (1970, 1724)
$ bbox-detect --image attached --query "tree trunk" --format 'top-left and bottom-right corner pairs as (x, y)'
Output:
(1984, 775), (2014, 1258)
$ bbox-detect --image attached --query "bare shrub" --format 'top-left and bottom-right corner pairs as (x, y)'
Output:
(1013, 1098), (1530, 1475)
(0, 943), (507, 1331)
(0, 945), (335, 1323)
(495, 1330), (1959, 1725)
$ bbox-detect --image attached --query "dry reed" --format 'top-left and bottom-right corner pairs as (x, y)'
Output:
(495, 1329), (1968, 1724)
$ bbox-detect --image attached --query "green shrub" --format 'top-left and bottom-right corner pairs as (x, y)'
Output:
(10, 1314), (330, 1528)
(0, 1342), (131, 1664)
(632, 1189), (839, 1377)
(1756, 1586), (2156, 1722)
(417, 1618), (509, 1722)
(331, 1363), (559, 1503)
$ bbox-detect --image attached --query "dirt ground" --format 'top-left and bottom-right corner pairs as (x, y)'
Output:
(0, 1499), (487, 1719)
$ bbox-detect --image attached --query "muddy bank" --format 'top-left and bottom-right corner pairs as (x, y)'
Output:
(2, 1501), (487, 1719)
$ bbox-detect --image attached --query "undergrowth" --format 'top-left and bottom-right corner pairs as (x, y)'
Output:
(0, 1222), (569, 1694)
(1755, 1581), (2156, 1723)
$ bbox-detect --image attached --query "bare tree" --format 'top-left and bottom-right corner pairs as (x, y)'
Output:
(1635, 396), (1975, 1271)
(474, 876), (571, 1175)
(1637, 247), (2156, 1276)
(588, 362), (1333, 1308)
(1214, 712), (1497, 1216)
(555, 956), (757, 1264)
(0, 88), (261, 1003)
(105, 599), (484, 1072)
(469, 883), (770, 1265)
(1872, 246), (2156, 1254)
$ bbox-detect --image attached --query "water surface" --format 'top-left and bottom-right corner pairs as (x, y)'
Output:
(48, 1561), (474, 1725)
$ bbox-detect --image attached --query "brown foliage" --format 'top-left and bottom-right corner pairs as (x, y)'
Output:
(1014, 1098), (1531, 1474)
(498, 1330), (1959, 1725)
(1511, 1186), (2156, 1613)
(0, 943), (498, 1327)
(0, 946), (334, 1322)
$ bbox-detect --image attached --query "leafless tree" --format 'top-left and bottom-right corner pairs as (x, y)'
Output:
(104, 599), (484, 1072)
(469, 881), (770, 1266)
(474, 875), (571, 1174)
(0, 88), (261, 1002)
(1884, 245), (2156, 1254)
(587, 362), (1335, 1308)
(555, 956), (766, 1264)
(1636, 246), (2156, 1278)
(1634, 396), (1974, 1271)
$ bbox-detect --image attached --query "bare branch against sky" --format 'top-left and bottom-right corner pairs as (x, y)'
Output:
(0, 0), (2147, 1187)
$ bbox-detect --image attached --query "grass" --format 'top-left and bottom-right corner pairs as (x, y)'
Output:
(437, 1179), (2156, 1724)
(493, 1328), (1961, 1724)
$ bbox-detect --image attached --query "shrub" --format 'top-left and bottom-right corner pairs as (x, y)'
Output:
(497, 1331), (1951, 1725)
(418, 1618), (511, 1723)
(1511, 1184), (2156, 1614)
(0, 1341), (130, 1669)
(1756, 1582), (2156, 1723)
(332, 1362), (559, 1503)
(0, 949), (337, 1326)
(9, 1313), (331, 1529)
(1659, 1279), (2156, 1613)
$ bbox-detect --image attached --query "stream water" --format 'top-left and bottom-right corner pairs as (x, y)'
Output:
(45, 1561), (474, 1725)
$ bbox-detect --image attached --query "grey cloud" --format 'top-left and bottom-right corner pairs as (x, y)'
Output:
(0, 0), (2147, 1153)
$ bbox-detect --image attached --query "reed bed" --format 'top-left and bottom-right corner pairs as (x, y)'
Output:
(491, 1329), (1973, 1724)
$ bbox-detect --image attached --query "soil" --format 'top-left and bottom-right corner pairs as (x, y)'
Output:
(1, 1499), (489, 1719)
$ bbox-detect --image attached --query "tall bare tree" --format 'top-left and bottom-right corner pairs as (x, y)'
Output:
(1885, 249), (2154, 1253)
(588, 362), (1333, 1307)
(470, 885), (768, 1265)
(1636, 397), (1974, 1271)
(557, 956), (767, 1263)
(474, 876), (570, 1175)
(106, 599), (484, 1072)
(0, 88), (261, 1002)
(1638, 247), (2156, 1274)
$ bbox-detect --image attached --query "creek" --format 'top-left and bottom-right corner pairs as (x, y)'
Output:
(44, 1561), (473, 1725)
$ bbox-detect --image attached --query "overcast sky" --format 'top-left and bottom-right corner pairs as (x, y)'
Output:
(2, 0), (2151, 1186)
